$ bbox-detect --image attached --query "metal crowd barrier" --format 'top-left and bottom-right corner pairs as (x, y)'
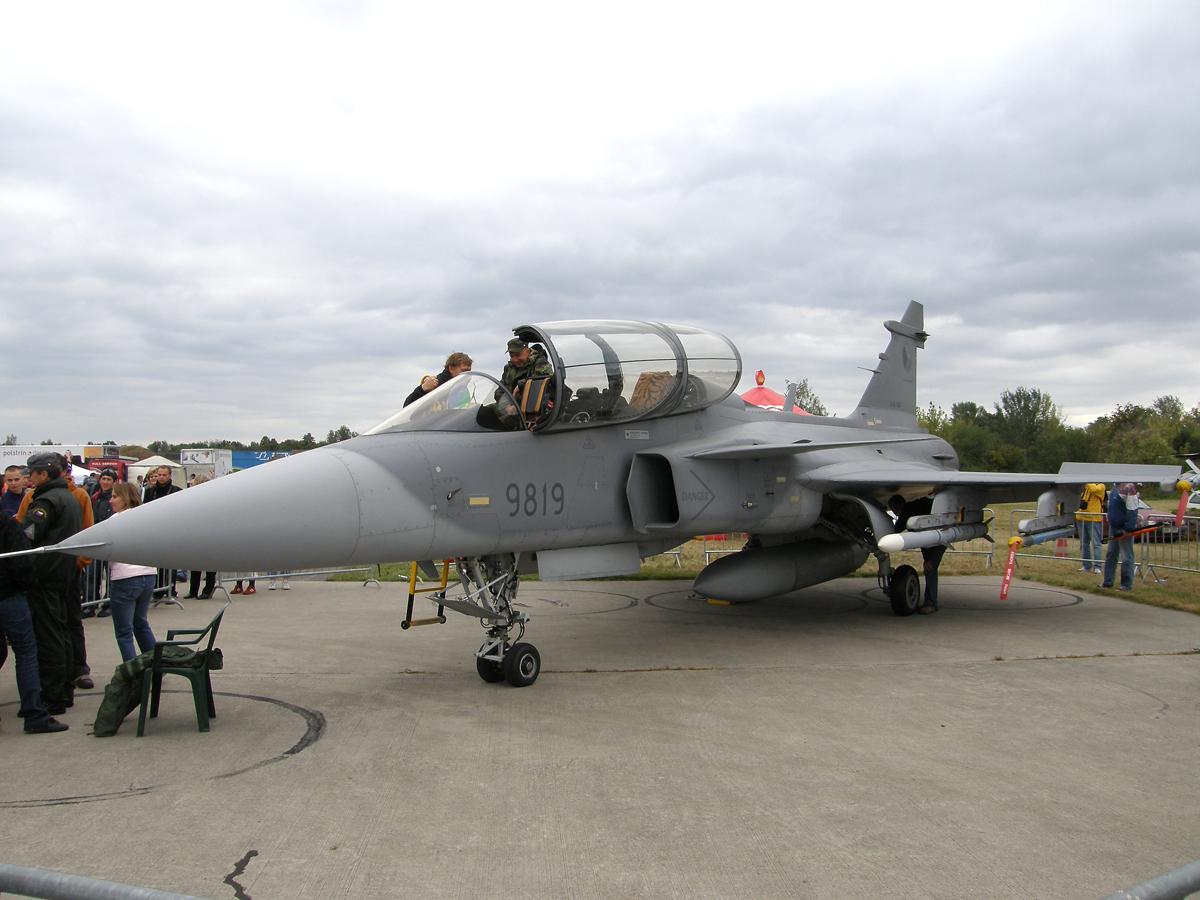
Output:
(79, 560), (110, 613)
(5, 855), (1198, 900)
(652, 547), (684, 567)
(701, 533), (747, 564)
(1137, 515), (1200, 582)
(150, 568), (185, 609)
(1008, 509), (1200, 581)
(0, 861), (214, 900)
(1100, 858), (1200, 900)
(217, 567), (380, 589)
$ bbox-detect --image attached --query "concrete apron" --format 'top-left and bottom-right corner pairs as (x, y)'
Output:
(2, 576), (1198, 900)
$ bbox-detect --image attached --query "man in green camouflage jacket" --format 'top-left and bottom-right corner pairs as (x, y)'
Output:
(497, 337), (553, 416)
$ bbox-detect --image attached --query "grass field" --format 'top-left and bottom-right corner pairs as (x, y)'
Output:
(333, 499), (1200, 616)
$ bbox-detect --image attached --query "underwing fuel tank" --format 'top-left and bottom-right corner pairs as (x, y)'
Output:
(691, 539), (869, 603)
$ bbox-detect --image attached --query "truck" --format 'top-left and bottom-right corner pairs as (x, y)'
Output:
(179, 449), (234, 484)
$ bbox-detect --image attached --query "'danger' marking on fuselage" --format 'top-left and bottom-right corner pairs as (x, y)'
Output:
(506, 482), (565, 518)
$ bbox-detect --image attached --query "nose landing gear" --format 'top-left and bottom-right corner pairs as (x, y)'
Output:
(428, 553), (542, 687)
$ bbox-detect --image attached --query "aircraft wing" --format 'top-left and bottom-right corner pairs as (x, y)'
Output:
(687, 434), (941, 459)
(797, 460), (1182, 505)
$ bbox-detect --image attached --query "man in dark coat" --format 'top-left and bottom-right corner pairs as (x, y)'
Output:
(91, 468), (117, 523)
(1, 513), (68, 733)
(888, 494), (946, 614)
(19, 451), (83, 715)
(142, 466), (182, 502)
(1102, 482), (1140, 591)
(1, 465), (28, 517)
(141, 466), (182, 598)
(83, 467), (118, 613)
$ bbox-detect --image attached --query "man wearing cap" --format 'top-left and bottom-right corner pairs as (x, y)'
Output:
(498, 338), (553, 416)
(141, 466), (182, 598)
(57, 457), (97, 688)
(92, 468), (117, 524)
(403, 352), (474, 407)
(1101, 482), (1140, 591)
(83, 468), (118, 612)
(19, 451), (83, 714)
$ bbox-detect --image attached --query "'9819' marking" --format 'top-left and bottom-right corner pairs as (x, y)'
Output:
(507, 482), (565, 517)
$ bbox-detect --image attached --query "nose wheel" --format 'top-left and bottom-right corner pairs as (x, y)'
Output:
(476, 655), (505, 683)
(475, 632), (542, 687)
(447, 554), (541, 687)
(503, 642), (541, 687)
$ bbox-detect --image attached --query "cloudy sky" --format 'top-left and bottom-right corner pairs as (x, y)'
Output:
(2, 1), (1197, 445)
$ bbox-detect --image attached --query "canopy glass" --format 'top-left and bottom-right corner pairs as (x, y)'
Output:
(513, 320), (741, 432)
(364, 373), (524, 435)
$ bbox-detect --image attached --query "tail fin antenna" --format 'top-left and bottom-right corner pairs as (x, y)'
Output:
(850, 301), (927, 430)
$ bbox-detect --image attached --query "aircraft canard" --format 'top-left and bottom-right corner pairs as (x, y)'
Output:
(13, 306), (1191, 687)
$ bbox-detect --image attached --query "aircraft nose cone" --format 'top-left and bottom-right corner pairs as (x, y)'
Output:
(66, 449), (362, 572)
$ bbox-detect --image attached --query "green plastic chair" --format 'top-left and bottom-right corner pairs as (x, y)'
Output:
(136, 602), (229, 737)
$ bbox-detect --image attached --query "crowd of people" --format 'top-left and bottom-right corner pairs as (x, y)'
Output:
(1, 452), (96, 734)
(1, 455), (228, 735)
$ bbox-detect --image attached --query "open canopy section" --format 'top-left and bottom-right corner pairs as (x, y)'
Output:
(365, 373), (524, 435)
(513, 320), (741, 432)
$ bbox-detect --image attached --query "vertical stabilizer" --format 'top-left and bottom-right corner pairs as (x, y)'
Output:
(850, 301), (927, 430)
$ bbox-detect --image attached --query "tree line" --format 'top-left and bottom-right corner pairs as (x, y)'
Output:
(914, 388), (1197, 481)
(145, 426), (360, 456)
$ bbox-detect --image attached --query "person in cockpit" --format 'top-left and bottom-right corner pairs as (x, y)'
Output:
(497, 338), (553, 416)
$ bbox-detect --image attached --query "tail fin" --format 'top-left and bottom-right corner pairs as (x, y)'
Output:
(850, 301), (927, 430)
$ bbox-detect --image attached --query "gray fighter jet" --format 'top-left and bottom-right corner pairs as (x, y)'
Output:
(20, 303), (1189, 686)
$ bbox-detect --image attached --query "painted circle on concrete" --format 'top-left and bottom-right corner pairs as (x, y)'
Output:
(644, 587), (868, 616)
(512, 587), (639, 616)
(0, 690), (325, 809)
(862, 580), (1085, 612)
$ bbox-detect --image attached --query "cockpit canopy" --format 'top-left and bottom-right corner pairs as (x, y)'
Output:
(364, 320), (742, 436)
(364, 373), (524, 436)
(513, 320), (741, 432)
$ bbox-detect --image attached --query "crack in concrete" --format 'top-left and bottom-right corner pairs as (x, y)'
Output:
(223, 849), (258, 900)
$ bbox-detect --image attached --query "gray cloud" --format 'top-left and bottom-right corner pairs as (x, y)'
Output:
(2, 7), (1198, 445)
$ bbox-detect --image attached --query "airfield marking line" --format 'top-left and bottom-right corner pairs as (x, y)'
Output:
(545, 665), (727, 674)
(993, 648), (1200, 663)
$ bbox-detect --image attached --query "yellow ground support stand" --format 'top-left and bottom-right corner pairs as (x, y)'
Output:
(401, 559), (451, 629)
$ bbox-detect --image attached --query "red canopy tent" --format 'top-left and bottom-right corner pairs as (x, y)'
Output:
(740, 370), (810, 414)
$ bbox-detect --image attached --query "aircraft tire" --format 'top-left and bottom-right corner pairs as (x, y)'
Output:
(504, 643), (541, 687)
(476, 656), (506, 683)
(889, 565), (921, 617)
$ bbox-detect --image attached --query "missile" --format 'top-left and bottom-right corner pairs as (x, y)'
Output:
(692, 539), (869, 603)
(1013, 525), (1076, 547)
(876, 522), (991, 554)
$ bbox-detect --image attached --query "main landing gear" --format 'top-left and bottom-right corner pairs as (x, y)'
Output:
(888, 564), (921, 616)
(877, 553), (921, 617)
(432, 554), (541, 687)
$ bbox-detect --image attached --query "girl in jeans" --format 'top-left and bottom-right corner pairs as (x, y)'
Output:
(107, 482), (158, 661)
